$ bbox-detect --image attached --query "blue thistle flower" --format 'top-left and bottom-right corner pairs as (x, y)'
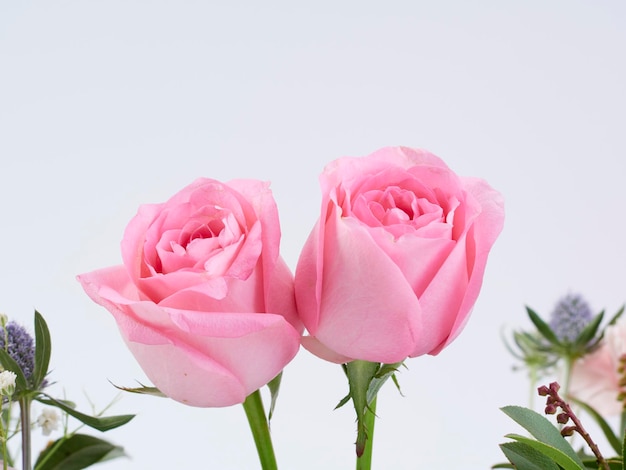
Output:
(549, 294), (593, 343)
(0, 321), (35, 382)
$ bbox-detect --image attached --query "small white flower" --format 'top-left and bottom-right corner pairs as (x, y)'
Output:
(37, 408), (60, 436)
(0, 370), (16, 396)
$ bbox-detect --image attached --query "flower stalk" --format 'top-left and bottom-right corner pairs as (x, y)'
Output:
(356, 396), (376, 470)
(242, 390), (277, 470)
(19, 396), (31, 470)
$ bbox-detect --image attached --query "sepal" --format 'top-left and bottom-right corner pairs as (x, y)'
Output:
(340, 360), (404, 457)
(110, 381), (167, 398)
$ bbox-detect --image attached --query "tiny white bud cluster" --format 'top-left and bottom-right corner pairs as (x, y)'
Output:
(37, 408), (60, 436)
(0, 370), (16, 396)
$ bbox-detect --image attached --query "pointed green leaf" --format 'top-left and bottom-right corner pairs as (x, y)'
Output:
(35, 434), (126, 470)
(366, 362), (403, 405)
(334, 393), (351, 410)
(266, 372), (282, 421)
(36, 394), (134, 432)
(607, 305), (625, 328)
(573, 312), (604, 349)
(33, 310), (52, 390)
(390, 373), (404, 397)
(373, 362), (404, 379)
(499, 441), (560, 470)
(0, 347), (28, 392)
(622, 428), (626, 470)
(502, 330), (525, 361)
(505, 434), (584, 470)
(491, 463), (515, 469)
(569, 397), (621, 455)
(110, 381), (166, 398)
(501, 406), (584, 467)
(526, 307), (560, 345)
(620, 433), (626, 470)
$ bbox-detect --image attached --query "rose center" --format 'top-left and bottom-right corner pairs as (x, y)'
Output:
(349, 186), (455, 240)
(182, 218), (225, 245)
(154, 208), (243, 274)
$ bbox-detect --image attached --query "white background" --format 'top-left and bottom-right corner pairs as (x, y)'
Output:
(1, 1), (625, 469)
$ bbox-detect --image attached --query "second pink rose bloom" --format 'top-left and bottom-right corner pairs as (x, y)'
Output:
(295, 147), (505, 364)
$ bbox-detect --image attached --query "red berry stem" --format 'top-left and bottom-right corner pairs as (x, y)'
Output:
(538, 382), (609, 470)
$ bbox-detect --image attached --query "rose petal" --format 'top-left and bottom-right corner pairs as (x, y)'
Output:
(78, 265), (301, 407)
(429, 177), (505, 353)
(294, 221), (322, 331)
(312, 207), (422, 363)
(301, 336), (353, 364)
(125, 339), (247, 407)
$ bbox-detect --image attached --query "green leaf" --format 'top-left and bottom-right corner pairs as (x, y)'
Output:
(499, 441), (560, 470)
(373, 362), (404, 379)
(569, 397), (621, 455)
(390, 372), (403, 396)
(505, 434), (584, 470)
(607, 305), (625, 328)
(110, 381), (167, 398)
(266, 372), (282, 422)
(622, 429), (626, 470)
(35, 434), (126, 470)
(526, 307), (560, 345)
(33, 310), (52, 390)
(334, 393), (351, 410)
(491, 463), (515, 469)
(36, 394), (134, 432)
(0, 347), (28, 392)
(366, 361), (403, 405)
(501, 406), (585, 467)
(573, 311), (604, 350)
(619, 433), (626, 470)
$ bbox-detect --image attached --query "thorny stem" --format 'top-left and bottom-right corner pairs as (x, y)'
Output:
(538, 381), (609, 470)
(356, 396), (377, 470)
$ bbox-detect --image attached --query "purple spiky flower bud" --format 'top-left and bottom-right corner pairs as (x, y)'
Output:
(549, 294), (593, 342)
(0, 321), (35, 382)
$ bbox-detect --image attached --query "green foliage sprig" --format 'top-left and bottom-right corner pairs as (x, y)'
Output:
(0, 311), (134, 470)
(496, 298), (626, 470)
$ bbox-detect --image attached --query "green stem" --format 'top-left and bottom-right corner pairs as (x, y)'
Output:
(242, 390), (277, 470)
(562, 356), (574, 399)
(356, 396), (377, 470)
(528, 366), (538, 410)
(1, 399), (7, 470)
(19, 397), (31, 470)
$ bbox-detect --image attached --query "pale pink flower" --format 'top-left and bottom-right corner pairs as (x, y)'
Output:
(570, 314), (626, 416)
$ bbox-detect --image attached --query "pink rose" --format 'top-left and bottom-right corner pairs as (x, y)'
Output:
(78, 179), (302, 407)
(294, 147), (504, 364)
(570, 315), (626, 416)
